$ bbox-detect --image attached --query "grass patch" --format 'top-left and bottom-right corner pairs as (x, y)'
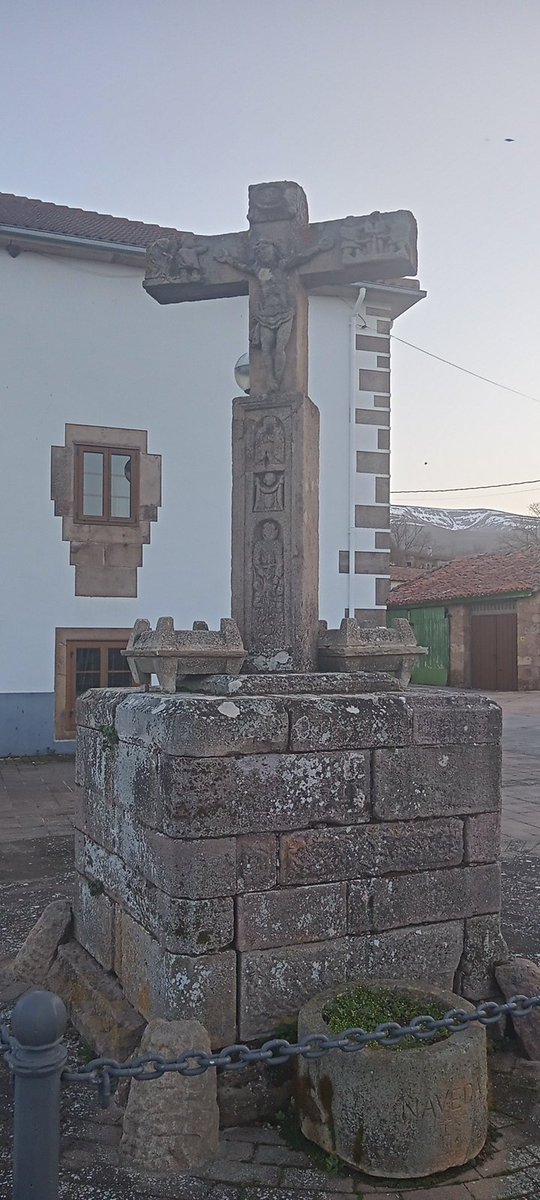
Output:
(273, 1106), (351, 1178)
(323, 985), (450, 1050)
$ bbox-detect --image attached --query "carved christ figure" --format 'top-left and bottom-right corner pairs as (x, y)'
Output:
(216, 234), (333, 392)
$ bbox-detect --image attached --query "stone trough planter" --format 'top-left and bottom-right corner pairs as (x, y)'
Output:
(295, 980), (488, 1179)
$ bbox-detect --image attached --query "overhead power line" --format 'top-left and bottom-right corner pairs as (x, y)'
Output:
(392, 477), (540, 496)
(390, 335), (540, 406)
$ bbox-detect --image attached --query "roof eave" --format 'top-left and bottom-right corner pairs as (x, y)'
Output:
(389, 587), (536, 609)
(0, 225), (146, 265)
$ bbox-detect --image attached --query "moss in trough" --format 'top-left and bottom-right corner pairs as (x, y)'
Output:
(323, 985), (450, 1051)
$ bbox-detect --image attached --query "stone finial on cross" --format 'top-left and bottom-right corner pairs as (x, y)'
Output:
(144, 181), (418, 670)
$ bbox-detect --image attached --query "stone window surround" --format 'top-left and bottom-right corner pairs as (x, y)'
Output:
(51, 423), (161, 597)
(55, 627), (133, 741)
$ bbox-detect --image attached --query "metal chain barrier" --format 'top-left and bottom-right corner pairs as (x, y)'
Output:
(2, 989), (540, 1199)
(4, 994), (540, 1101)
(57, 993), (540, 1109)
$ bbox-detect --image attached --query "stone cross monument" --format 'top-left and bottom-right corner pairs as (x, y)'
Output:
(144, 181), (417, 670)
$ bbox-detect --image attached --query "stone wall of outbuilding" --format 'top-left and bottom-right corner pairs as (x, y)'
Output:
(74, 684), (505, 1048)
(517, 592), (540, 689)
(448, 604), (471, 688)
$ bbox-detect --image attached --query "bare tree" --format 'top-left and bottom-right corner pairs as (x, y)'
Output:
(499, 503), (540, 551)
(390, 515), (432, 565)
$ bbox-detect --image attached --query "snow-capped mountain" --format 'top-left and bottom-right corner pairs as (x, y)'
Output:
(391, 506), (536, 531)
(390, 506), (539, 561)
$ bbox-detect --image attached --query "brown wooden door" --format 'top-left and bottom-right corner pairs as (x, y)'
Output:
(471, 613), (518, 691)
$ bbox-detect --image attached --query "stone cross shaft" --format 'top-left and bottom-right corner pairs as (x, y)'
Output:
(144, 181), (418, 670)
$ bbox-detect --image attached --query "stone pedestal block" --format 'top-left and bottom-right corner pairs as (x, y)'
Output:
(75, 684), (504, 1046)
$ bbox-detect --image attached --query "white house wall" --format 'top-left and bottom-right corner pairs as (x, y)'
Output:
(0, 249), (354, 752)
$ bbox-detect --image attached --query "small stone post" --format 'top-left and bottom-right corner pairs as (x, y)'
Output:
(7, 990), (68, 1200)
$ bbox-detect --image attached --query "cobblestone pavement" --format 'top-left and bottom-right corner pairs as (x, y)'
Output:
(1, 692), (540, 1198)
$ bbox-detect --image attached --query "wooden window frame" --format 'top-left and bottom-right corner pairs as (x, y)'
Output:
(55, 627), (133, 740)
(74, 444), (140, 525)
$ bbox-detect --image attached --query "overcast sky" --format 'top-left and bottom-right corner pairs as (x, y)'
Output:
(3, 0), (540, 514)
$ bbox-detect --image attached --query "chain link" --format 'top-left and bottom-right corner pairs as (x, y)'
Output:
(58, 992), (540, 1108)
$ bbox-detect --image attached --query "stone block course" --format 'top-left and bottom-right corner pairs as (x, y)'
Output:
(76, 688), (135, 731)
(373, 745), (501, 820)
(288, 693), (413, 751)
(364, 921), (465, 990)
(368, 865), (501, 930)
(464, 812), (502, 864)
(74, 788), (119, 852)
(116, 740), (161, 828)
(236, 834), (277, 892)
(75, 725), (117, 798)
(74, 875), (115, 971)
(114, 692), (289, 756)
(160, 750), (370, 837)
(280, 819), (464, 886)
(77, 838), (235, 954)
(236, 883), (347, 950)
(118, 817), (238, 898)
(116, 910), (236, 1046)
(238, 938), (361, 1039)
(346, 879), (371, 933)
(412, 693), (502, 745)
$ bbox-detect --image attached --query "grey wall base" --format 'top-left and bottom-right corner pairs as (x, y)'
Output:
(74, 685), (505, 1047)
(0, 693), (75, 757)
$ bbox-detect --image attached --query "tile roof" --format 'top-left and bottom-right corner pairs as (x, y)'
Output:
(390, 565), (427, 583)
(0, 192), (186, 248)
(388, 547), (540, 608)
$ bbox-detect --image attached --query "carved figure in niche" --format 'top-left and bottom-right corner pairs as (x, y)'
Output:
(253, 415), (285, 467)
(253, 471), (285, 512)
(146, 233), (208, 281)
(216, 234), (333, 392)
(388, 210), (414, 259)
(146, 236), (178, 279)
(171, 233), (208, 280)
(252, 520), (284, 637)
(341, 213), (393, 264)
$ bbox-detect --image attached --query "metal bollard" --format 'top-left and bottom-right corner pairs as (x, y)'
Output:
(7, 990), (68, 1200)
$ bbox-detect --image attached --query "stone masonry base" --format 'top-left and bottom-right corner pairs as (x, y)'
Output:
(74, 682), (506, 1047)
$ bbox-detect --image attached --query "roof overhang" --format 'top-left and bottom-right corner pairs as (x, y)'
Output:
(389, 588), (535, 610)
(0, 225), (146, 266)
(310, 278), (426, 318)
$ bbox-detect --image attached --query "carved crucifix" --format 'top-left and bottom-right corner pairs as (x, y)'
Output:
(144, 181), (417, 670)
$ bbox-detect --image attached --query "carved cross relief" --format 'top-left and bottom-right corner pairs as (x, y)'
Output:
(144, 181), (418, 667)
(144, 181), (417, 398)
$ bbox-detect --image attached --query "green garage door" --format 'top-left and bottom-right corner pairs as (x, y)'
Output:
(389, 605), (450, 686)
